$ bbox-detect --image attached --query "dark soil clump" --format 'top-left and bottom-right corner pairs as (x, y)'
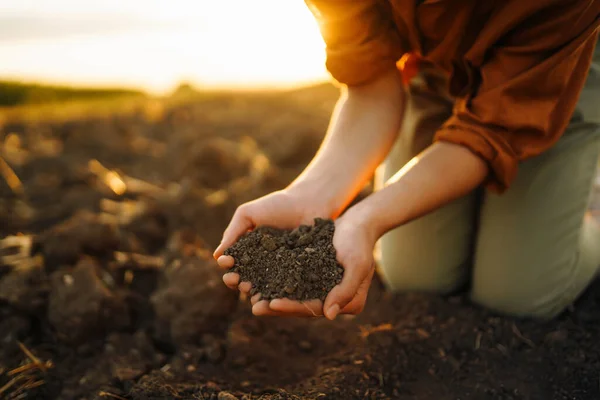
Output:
(224, 218), (343, 301)
(151, 256), (238, 346)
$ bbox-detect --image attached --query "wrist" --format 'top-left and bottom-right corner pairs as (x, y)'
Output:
(342, 201), (382, 246)
(285, 178), (341, 219)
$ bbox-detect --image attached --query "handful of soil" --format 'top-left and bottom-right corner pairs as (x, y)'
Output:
(224, 218), (343, 301)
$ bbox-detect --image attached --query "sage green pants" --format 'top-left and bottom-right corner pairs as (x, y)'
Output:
(376, 45), (600, 319)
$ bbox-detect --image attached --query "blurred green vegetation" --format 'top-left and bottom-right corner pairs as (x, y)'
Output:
(0, 80), (337, 124)
(0, 80), (146, 107)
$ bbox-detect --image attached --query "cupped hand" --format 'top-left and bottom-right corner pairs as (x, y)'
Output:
(215, 189), (377, 320)
(214, 189), (330, 315)
(268, 209), (377, 319)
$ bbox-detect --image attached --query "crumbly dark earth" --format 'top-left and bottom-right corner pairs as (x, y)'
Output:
(0, 87), (599, 399)
(224, 219), (343, 301)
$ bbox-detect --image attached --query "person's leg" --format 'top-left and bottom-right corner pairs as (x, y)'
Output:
(471, 41), (600, 318)
(471, 122), (600, 318)
(375, 65), (477, 294)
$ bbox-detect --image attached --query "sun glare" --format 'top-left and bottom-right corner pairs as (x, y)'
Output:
(197, 1), (327, 88)
(0, 0), (328, 92)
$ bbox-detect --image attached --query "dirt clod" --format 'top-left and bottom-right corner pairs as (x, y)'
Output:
(151, 256), (238, 346)
(298, 340), (312, 352)
(224, 218), (343, 301)
(48, 257), (130, 344)
(37, 211), (120, 271)
(218, 391), (239, 400)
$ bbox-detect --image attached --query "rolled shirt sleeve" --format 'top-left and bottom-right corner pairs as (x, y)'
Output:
(435, 3), (600, 193)
(305, 0), (406, 86)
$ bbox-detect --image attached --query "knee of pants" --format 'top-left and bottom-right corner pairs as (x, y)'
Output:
(377, 237), (469, 295)
(470, 259), (574, 320)
(376, 194), (476, 296)
(471, 233), (600, 320)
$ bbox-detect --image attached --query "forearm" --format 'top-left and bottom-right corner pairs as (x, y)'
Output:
(288, 68), (405, 217)
(348, 141), (489, 240)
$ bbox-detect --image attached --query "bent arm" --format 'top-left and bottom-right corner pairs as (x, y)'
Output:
(288, 68), (405, 217)
(347, 141), (489, 241)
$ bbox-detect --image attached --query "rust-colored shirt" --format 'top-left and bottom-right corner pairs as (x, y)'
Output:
(306, 0), (600, 192)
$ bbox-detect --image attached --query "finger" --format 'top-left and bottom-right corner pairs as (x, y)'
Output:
(213, 206), (254, 258)
(252, 300), (280, 316)
(217, 255), (235, 269)
(238, 281), (252, 294)
(340, 296), (362, 315)
(252, 300), (319, 317)
(222, 273), (240, 290)
(339, 269), (373, 315)
(251, 293), (262, 305)
(268, 298), (323, 317)
(324, 262), (372, 320)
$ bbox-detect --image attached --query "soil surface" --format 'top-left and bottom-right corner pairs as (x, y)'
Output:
(0, 86), (599, 399)
(224, 219), (343, 301)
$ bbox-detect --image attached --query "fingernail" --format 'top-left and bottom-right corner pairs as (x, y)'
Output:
(327, 304), (340, 320)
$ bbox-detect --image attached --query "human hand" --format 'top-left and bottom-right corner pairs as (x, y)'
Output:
(266, 209), (377, 319)
(213, 188), (329, 308)
(214, 189), (378, 320)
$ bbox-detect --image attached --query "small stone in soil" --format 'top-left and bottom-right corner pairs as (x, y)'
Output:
(218, 391), (239, 400)
(298, 340), (313, 352)
(224, 218), (343, 301)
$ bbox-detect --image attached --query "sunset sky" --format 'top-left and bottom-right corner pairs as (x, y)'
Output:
(0, 1), (329, 93)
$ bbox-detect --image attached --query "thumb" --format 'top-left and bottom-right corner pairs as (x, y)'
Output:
(213, 205), (255, 259)
(323, 262), (369, 320)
